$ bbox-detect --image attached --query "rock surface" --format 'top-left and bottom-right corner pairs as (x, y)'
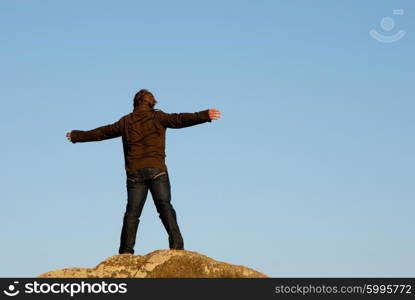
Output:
(38, 249), (268, 278)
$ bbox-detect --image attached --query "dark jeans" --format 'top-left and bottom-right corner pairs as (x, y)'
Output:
(118, 167), (184, 254)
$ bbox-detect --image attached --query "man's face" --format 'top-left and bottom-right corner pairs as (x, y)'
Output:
(143, 94), (157, 108)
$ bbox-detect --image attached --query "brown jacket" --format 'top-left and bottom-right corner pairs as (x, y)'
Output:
(71, 106), (212, 173)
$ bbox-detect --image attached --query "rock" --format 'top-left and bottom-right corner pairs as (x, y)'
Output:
(38, 249), (267, 278)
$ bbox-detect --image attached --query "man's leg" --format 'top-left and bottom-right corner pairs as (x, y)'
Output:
(119, 174), (149, 254)
(148, 170), (184, 250)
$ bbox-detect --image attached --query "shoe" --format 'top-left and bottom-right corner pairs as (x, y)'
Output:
(170, 246), (184, 250)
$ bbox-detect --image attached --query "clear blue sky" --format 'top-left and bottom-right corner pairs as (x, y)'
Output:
(1, 0), (414, 277)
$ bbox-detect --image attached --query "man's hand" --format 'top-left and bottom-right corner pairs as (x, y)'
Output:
(66, 131), (73, 142)
(208, 108), (221, 120)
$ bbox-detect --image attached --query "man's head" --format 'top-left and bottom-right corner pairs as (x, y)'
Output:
(133, 89), (157, 109)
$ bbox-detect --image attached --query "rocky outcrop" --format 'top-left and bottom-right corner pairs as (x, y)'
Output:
(38, 249), (267, 278)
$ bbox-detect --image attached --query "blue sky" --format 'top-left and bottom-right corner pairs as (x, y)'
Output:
(0, 0), (414, 277)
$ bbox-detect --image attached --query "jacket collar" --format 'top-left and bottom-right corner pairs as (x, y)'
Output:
(133, 104), (153, 113)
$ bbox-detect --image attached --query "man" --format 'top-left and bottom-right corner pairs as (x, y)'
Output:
(66, 89), (221, 254)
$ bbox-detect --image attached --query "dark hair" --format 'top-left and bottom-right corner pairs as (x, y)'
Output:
(133, 89), (157, 108)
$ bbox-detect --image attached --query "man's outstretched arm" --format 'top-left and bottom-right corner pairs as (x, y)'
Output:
(156, 108), (221, 129)
(66, 118), (122, 143)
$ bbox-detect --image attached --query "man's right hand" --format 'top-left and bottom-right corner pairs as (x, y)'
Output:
(208, 108), (221, 120)
(66, 131), (73, 142)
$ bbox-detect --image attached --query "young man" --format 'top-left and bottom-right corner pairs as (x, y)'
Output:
(66, 89), (221, 254)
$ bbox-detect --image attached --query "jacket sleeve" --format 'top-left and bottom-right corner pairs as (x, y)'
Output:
(71, 118), (123, 143)
(155, 109), (212, 129)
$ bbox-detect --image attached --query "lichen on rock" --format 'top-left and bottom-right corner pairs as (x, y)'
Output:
(38, 249), (267, 278)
